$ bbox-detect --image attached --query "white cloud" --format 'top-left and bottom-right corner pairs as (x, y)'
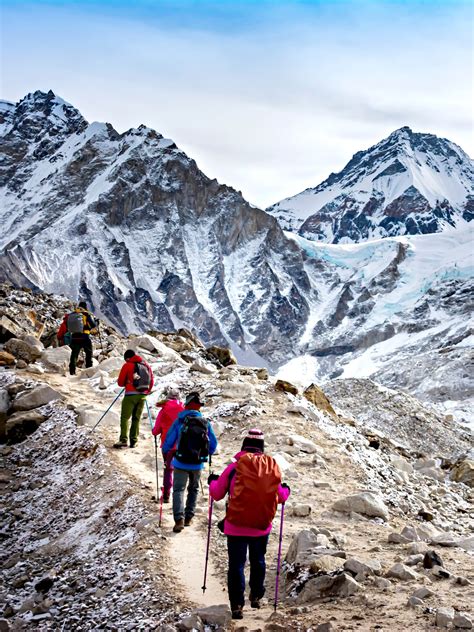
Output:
(1, 1), (472, 208)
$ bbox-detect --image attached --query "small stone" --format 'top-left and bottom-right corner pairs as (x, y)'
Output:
(423, 550), (444, 569)
(374, 577), (392, 589)
(316, 623), (335, 632)
(455, 576), (471, 586)
(435, 607), (454, 628)
(16, 360), (27, 369)
(292, 504), (312, 518)
(344, 558), (382, 577)
(408, 542), (429, 555)
(407, 596), (424, 608)
(432, 565), (450, 579)
(388, 532), (410, 544)
(404, 554), (424, 567)
(309, 555), (345, 574)
(412, 586), (434, 600)
(386, 563), (420, 581)
(453, 612), (473, 629)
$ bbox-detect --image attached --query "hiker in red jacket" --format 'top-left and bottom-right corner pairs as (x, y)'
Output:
(209, 428), (290, 620)
(113, 349), (154, 449)
(152, 386), (184, 502)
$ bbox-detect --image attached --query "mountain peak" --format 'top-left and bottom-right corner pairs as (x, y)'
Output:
(267, 127), (474, 243)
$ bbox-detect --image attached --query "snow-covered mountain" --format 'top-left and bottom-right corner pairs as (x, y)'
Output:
(1, 91), (472, 412)
(0, 90), (315, 364)
(267, 127), (474, 243)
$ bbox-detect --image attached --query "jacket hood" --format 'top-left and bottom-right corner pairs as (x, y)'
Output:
(126, 354), (143, 363)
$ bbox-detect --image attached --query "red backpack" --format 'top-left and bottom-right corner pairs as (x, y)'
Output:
(226, 453), (281, 530)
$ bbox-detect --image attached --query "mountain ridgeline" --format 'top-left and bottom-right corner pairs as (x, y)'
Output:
(1, 90), (473, 402)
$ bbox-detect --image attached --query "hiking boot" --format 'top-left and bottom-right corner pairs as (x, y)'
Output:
(129, 441), (137, 448)
(184, 516), (193, 527)
(173, 519), (184, 533)
(113, 441), (128, 449)
(163, 494), (170, 503)
(231, 606), (243, 620)
(250, 594), (261, 609)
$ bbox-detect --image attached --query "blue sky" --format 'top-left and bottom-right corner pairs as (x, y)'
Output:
(1, 0), (472, 207)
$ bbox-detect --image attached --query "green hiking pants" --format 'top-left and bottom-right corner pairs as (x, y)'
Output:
(119, 394), (146, 445)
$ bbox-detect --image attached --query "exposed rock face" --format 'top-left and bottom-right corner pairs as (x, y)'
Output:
(268, 127), (474, 243)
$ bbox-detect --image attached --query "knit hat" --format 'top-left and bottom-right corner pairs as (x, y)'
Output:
(241, 428), (265, 453)
(184, 391), (205, 406)
(165, 385), (180, 400)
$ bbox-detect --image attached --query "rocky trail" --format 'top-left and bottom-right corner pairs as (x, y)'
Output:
(1, 284), (473, 631)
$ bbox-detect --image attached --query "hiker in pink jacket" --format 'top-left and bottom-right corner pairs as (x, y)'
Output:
(209, 428), (290, 620)
(152, 386), (184, 502)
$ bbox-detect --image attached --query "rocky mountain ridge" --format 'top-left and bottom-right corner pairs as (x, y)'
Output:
(267, 126), (473, 243)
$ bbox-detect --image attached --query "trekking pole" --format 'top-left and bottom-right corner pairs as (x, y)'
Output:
(90, 389), (124, 432)
(146, 400), (160, 505)
(202, 495), (214, 594)
(158, 481), (164, 527)
(274, 503), (285, 612)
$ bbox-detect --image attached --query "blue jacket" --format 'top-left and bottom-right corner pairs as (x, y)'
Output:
(163, 409), (218, 471)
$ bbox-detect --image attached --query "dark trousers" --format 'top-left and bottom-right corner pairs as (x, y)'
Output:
(172, 468), (201, 522)
(69, 335), (93, 375)
(227, 535), (269, 610)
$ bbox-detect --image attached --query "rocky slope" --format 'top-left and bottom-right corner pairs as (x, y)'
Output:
(267, 127), (474, 243)
(1, 285), (473, 631)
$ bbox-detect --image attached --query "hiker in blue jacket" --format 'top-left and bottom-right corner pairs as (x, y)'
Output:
(163, 391), (217, 533)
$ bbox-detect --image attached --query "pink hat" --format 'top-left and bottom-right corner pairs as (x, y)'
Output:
(241, 428), (265, 452)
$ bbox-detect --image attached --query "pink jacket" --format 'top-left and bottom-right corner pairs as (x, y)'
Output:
(152, 399), (184, 446)
(209, 450), (290, 537)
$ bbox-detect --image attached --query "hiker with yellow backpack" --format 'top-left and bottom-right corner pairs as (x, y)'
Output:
(208, 428), (290, 620)
(57, 301), (97, 375)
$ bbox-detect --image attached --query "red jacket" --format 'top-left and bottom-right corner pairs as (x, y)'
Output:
(152, 399), (185, 446)
(117, 354), (154, 395)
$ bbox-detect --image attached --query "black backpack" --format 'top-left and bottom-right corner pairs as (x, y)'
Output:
(175, 413), (209, 465)
(133, 361), (152, 393)
(67, 312), (84, 334)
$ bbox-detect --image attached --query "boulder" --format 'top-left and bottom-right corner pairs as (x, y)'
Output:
(6, 410), (48, 443)
(309, 555), (345, 573)
(205, 345), (237, 367)
(0, 315), (25, 341)
(435, 607), (454, 628)
(41, 347), (71, 372)
(4, 338), (42, 364)
(21, 334), (44, 352)
(288, 433), (318, 454)
(194, 605), (231, 628)
(190, 359), (218, 374)
(386, 563), (420, 581)
(286, 530), (319, 565)
(0, 351), (16, 366)
(296, 572), (361, 603)
(408, 542), (429, 555)
(332, 492), (389, 520)
(255, 368), (269, 380)
(292, 504), (312, 518)
(451, 460), (474, 487)
(412, 586), (434, 600)
(12, 385), (64, 411)
(177, 613), (203, 631)
(390, 456), (414, 475)
(344, 558), (382, 577)
(388, 532), (410, 544)
(453, 612), (473, 629)
(404, 554), (424, 567)
(133, 334), (185, 364)
(303, 384), (336, 417)
(275, 380), (298, 395)
(457, 535), (474, 552)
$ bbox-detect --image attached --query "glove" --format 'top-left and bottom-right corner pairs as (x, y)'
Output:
(208, 474), (219, 485)
(281, 483), (291, 493)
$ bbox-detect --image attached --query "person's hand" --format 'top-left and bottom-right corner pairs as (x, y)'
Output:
(208, 474), (219, 485)
(281, 483), (291, 493)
